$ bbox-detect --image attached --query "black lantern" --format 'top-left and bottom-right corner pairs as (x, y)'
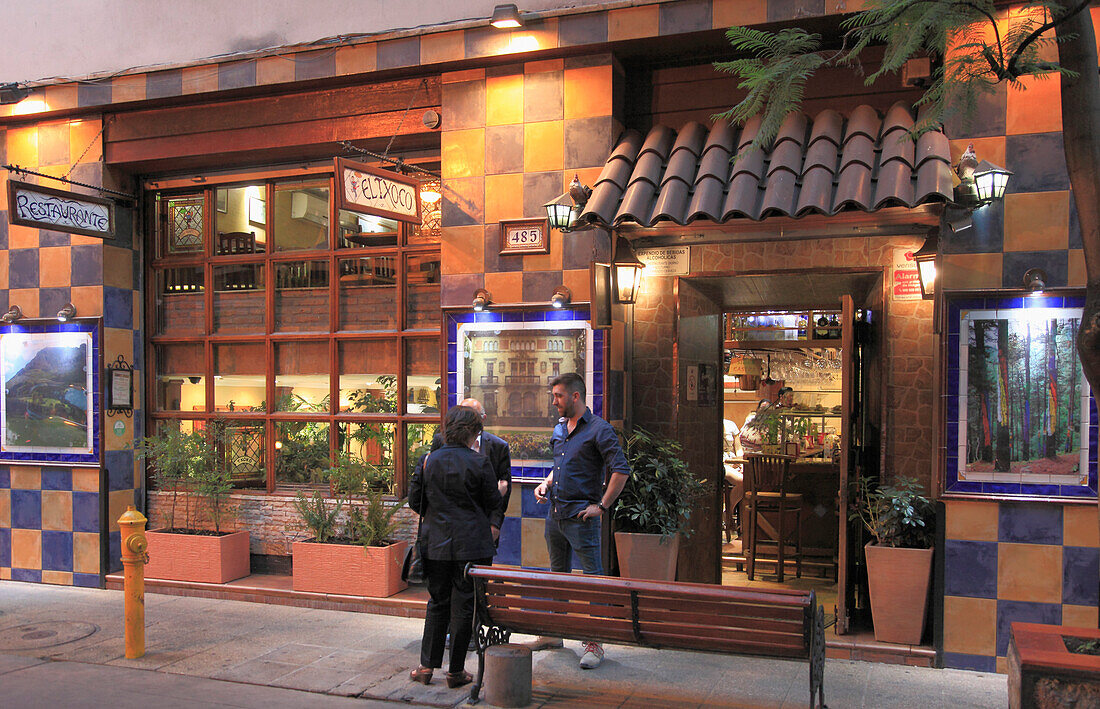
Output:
(612, 236), (645, 304)
(912, 233), (938, 300)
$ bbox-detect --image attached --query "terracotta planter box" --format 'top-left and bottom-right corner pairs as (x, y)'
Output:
(145, 530), (251, 584)
(1009, 622), (1100, 709)
(292, 539), (408, 597)
(614, 532), (680, 581)
(865, 543), (933, 645)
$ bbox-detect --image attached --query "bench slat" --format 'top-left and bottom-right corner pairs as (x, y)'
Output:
(471, 566), (811, 606)
(488, 609), (808, 658)
(487, 606), (805, 648)
(485, 593), (806, 636)
(484, 581), (806, 623)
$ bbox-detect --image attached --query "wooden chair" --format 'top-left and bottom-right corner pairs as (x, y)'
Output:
(216, 231), (256, 255)
(745, 454), (803, 582)
(722, 462), (744, 544)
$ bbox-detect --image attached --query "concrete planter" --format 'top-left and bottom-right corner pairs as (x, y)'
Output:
(864, 543), (933, 645)
(292, 539), (408, 597)
(145, 529), (250, 583)
(614, 532), (680, 581)
(1009, 622), (1100, 709)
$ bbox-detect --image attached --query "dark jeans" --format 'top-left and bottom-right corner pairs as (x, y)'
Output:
(545, 515), (603, 575)
(421, 556), (492, 672)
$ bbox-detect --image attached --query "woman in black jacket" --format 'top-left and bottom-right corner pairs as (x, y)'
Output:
(408, 405), (502, 688)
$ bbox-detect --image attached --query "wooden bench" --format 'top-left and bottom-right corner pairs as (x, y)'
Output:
(466, 565), (826, 708)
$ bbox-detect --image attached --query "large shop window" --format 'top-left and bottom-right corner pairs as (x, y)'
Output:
(150, 171), (442, 496)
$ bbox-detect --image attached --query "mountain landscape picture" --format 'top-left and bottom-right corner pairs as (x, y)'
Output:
(1, 332), (93, 452)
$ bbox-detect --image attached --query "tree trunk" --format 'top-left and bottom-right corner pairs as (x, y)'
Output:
(1046, 320), (1058, 460)
(1059, 11), (1100, 393)
(1024, 321), (1031, 460)
(995, 320), (1011, 472)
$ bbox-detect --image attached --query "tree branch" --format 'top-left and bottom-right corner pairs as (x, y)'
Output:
(1007, 0), (1092, 78)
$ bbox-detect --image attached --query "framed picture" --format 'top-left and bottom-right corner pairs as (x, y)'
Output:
(216, 189), (228, 213)
(943, 293), (1097, 499)
(499, 218), (550, 256)
(248, 196), (266, 225)
(0, 320), (100, 464)
(108, 368), (133, 410)
(446, 308), (602, 483)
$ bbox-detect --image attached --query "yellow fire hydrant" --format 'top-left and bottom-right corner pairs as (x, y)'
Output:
(117, 505), (148, 659)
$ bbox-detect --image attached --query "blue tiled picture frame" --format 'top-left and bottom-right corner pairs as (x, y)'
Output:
(944, 294), (1097, 499)
(0, 320), (101, 465)
(445, 307), (603, 483)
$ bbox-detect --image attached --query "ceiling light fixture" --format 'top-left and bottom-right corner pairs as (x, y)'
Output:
(490, 4), (523, 28)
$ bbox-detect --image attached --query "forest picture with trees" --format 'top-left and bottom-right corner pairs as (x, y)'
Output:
(964, 308), (1087, 481)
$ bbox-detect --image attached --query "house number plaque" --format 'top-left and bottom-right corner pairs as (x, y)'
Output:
(499, 218), (550, 256)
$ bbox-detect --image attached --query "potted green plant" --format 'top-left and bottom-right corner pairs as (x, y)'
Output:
(849, 475), (935, 644)
(291, 452), (408, 597)
(136, 425), (250, 584)
(612, 428), (704, 580)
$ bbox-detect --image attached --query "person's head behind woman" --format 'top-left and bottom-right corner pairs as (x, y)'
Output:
(444, 405), (482, 447)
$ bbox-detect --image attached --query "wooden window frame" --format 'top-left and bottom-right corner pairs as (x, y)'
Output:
(146, 167), (442, 498)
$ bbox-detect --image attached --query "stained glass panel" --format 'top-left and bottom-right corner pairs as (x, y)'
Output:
(166, 196), (204, 255)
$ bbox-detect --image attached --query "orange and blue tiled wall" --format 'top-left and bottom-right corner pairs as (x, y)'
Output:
(941, 500), (1099, 672)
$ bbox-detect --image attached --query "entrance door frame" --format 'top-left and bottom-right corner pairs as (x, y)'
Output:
(692, 266), (888, 634)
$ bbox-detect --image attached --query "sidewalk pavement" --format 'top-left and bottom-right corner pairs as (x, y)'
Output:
(0, 581), (1007, 708)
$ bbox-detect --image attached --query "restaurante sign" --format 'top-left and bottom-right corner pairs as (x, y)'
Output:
(334, 158), (422, 225)
(7, 180), (114, 238)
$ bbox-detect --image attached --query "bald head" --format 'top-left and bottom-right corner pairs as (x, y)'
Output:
(459, 398), (486, 418)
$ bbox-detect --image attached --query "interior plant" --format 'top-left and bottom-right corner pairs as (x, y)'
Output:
(612, 427), (704, 580)
(849, 475), (936, 644)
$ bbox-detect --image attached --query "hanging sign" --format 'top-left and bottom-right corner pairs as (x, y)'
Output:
(637, 246), (690, 276)
(7, 180), (114, 238)
(334, 158), (422, 225)
(892, 247), (922, 301)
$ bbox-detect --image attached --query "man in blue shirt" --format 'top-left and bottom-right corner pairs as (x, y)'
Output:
(532, 372), (630, 669)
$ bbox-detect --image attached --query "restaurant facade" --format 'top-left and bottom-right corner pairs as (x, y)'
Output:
(0, 0), (1097, 675)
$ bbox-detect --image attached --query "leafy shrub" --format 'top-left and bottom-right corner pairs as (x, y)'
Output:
(849, 476), (935, 549)
(613, 428), (703, 539)
(293, 491), (342, 543)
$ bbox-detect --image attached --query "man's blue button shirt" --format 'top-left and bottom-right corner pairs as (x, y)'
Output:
(549, 408), (630, 520)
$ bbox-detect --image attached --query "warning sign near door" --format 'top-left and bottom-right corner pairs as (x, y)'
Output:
(892, 248), (922, 301)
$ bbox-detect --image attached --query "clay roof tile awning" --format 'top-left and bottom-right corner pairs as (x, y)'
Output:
(577, 101), (953, 229)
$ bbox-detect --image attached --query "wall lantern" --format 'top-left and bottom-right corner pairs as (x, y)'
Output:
(954, 144), (1012, 208)
(56, 303), (77, 322)
(490, 4), (523, 28)
(973, 161), (1013, 205)
(0, 82), (31, 105)
(912, 233), (938, 300)
(550, 286), (572, 309)
(472, 288), (492, 312)
(0, 305), (23, 323)
(543, 175), (592, 232)
(612, 236), (645, 304)
(1023, 267), (1047, 296)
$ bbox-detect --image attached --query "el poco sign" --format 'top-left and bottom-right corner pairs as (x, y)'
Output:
(334, 158), (422, 225)
(8, 180), (114, 238)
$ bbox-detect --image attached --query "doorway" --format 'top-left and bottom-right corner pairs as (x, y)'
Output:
(676, 269), (884, 635)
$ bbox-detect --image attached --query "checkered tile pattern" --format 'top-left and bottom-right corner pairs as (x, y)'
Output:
(942, 500), (1099, 672)
(1, 118), (142, 587)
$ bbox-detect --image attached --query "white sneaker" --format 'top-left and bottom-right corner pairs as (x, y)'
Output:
(525, 636), (563, 651)
(579, 641), (604, 669)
